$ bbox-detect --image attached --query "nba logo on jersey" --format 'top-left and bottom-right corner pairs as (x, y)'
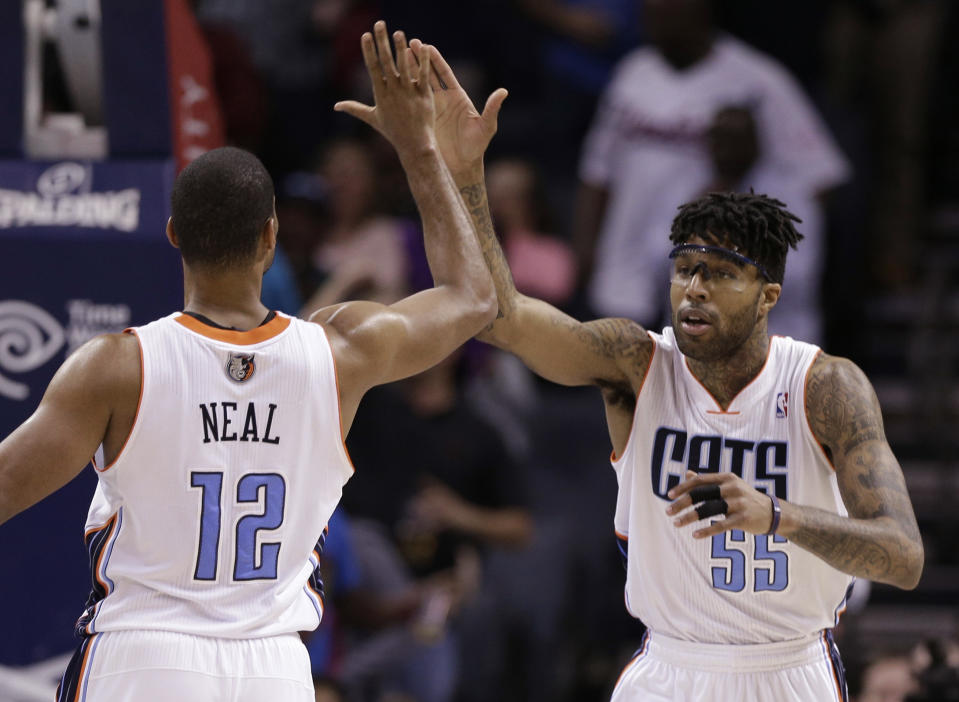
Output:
(775, 392), (788, 418)
(226, 353), (255, 382)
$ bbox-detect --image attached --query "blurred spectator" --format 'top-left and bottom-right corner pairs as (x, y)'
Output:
(195, 0), (376, 173)
(574, 0), (849, 342)
(487, 157), (577, 306)
(856, 653), (918, 702)
(262, 244), (305, 316)
(518, 0), (641, 214)
(822, 0), (948, 290)
(189, 3), (270, 153)
(908, 638), (959, 702)
(341, 349), (533, 702)
(313, 675), (349, 702)
(301, 137), (412, 317)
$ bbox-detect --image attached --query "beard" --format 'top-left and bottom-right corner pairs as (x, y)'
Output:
(673, 291), (762, 362)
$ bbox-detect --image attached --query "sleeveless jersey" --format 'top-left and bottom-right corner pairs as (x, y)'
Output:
(76, 312), (353, 639)
(612, 327), (853, 644)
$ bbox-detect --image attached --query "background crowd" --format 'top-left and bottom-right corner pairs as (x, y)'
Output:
(20, 0), (959, 700)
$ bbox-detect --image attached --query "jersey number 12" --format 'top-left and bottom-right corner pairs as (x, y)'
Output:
(190, 471), (286, 581)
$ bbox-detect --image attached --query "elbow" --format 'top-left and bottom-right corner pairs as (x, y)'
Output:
(888, 537), (924, 590)
(471, 280), (498, 331)
(900, 541), (925, 591)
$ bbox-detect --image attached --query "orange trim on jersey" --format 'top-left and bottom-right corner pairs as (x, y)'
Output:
(684, 337), (773, 414)
(803, 350), (836, 471)
(174, 312), (291, 345)
(323, 327), (356, 475)
(822, 631), (846, 702)
(73, 635), (97, 702)
(97, 329), (144, 473)
(615, 530), (628, 541)
(612, 633), (649, 695)
(611, 334), (657, 462)
(91, 513), (118, 596)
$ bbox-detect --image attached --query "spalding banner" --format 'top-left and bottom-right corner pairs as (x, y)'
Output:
(0, 158), (181, 665)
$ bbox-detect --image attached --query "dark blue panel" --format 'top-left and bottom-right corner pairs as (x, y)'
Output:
(100, 1), (172, 157)
(0, 159), (176, 238)
(0, 158), (181, 664)
(0, 2), (24, 156)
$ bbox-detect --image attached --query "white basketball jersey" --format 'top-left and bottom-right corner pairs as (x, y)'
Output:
(76, 312), (353, 639)
(612, 328), (853, 644)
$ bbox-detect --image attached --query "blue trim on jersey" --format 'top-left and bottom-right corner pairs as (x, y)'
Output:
(304, 528), (328, 623)
(76, 510), (122, 636)
(833, 580), (855, 627)
(56, 633), (101, 702)
(616, 533), (628, 572)
(822, 630), (849, 702)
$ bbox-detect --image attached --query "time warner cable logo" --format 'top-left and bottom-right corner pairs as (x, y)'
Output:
(0, 301), (65, 401)
(0, 162), (140, 232)
(0, 299), (131, 400)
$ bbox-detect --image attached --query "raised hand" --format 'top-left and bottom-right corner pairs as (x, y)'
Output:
(334, 22), (435, 159)
(409, 39), (508, 177)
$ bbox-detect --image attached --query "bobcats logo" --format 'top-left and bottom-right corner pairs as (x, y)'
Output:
(226, 353), (255, 382)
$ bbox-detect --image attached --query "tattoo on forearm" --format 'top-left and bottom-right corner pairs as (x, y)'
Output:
(460, 182), (515, 320)
(790, 508), (914, 584)
(799, 355), (923, 586)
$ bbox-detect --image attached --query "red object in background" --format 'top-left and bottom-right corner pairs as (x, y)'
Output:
(164, 0), (225, 172)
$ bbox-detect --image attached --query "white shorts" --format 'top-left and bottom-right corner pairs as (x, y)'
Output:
(56, 630), (314, 702)
(610, 630), (848, 702)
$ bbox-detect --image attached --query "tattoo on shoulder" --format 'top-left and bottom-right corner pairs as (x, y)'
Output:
(565, 317), (653, 391)
(806, 354), (885, 457)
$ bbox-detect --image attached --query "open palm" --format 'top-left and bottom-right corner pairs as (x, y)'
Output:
(410, 39), (508, 175)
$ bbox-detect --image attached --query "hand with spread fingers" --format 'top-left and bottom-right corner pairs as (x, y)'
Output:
(666, 470), (778, 539)
(334, 21), (436, 159)
(408, 40), (508, 178)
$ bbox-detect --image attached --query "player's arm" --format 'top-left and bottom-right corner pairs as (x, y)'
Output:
(782, 354), (923, 589)
(316, 24), (495, 425)
(667, 354), (924, 590)
(416, 41), (652, 390)
(0, 334), (133, 526)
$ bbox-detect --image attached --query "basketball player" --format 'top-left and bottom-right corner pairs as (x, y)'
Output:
(0, 23), (495, 702)
(409, 41), (923, 701)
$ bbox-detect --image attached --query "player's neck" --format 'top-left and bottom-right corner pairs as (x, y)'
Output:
(182, 265), (269, 332)
(685, 327), (770, 410)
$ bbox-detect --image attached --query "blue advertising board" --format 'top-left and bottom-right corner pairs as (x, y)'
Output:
(0, 158), (181, 663)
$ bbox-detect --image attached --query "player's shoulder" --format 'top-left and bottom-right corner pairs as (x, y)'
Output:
(49, 332), (141, 404)
(75, 331), (140, 367)
(805, 352), (874, 406)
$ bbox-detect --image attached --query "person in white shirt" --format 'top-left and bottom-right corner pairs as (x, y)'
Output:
(574, 0), (849, 344)
(410, 39), (921, 702)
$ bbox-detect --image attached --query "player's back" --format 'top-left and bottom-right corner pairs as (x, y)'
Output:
(76, 312), (353, 639)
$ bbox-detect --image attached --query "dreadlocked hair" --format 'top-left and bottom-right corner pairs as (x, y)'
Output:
(669, 191), (803, 284)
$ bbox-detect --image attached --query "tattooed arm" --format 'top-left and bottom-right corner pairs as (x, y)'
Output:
(780, 354), (923, 589)
(415, 40), (652, 390)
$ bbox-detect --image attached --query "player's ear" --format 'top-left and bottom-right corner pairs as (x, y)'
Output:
(260, 214), (278, 252)
(759, 282), (781, 314)
(166, 217), (180, 249)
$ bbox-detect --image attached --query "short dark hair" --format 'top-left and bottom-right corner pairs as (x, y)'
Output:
(170, 147), (274, 269)
(669, 191), (803, 284)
